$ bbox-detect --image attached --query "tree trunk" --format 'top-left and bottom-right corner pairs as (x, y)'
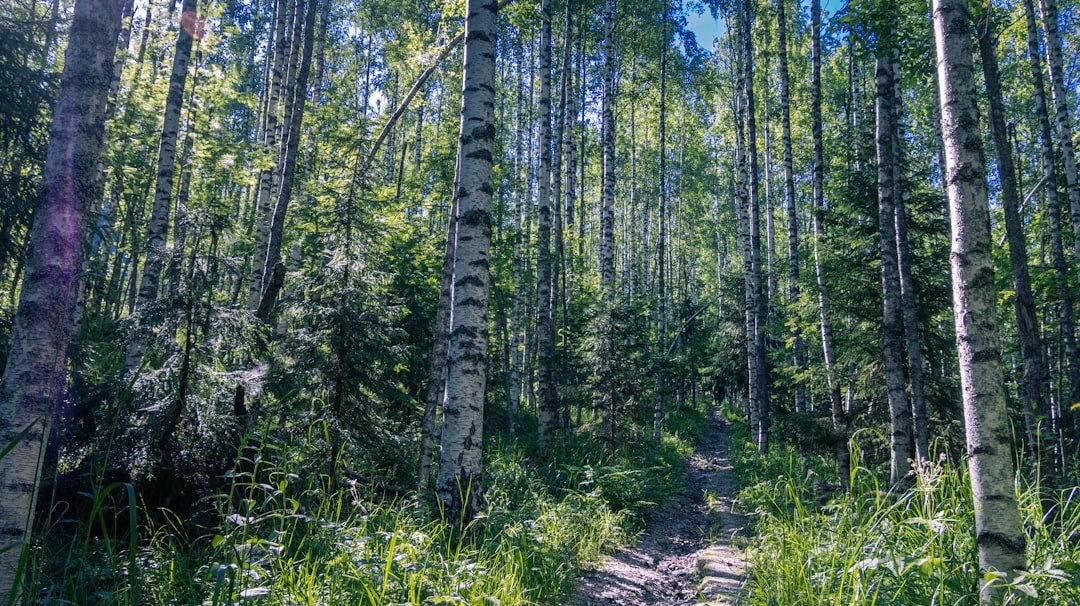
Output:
(654, 0), (668, 442)
(1037, 0), (1080, 262)
(810, 0), (847, 488)
(0, 0), (125, 597)
(258, 0), (318, 319)
(932, 0), (1027, 595)
(1034, 0), (1080, 437)
(742, 0), (768, 453)
(535, 0), (557, 448)
(889, 50), (930, 466)
(435, 0), (497, 525)
(978, 11), (1046, 462)
(418, 193), (457, 493)
(777, 0), (804, 415)
(874, 18), (912, 486)
(248, 0), (289, 309)
(124, 0), (197, 371)
(600, 0), (618, 450)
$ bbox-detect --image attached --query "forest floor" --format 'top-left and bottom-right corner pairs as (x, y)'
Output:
(572, 408), (748, 605)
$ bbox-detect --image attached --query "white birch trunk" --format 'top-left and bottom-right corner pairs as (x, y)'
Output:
(124, 0), (197, 370)
(435, 0), (497, 524)
(0, 0), (125, 597)
(932, 0), (1027, 596)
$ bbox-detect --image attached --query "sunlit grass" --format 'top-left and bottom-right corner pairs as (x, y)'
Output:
(27, 405), (710, 605)
(729, 421), (1080, 606)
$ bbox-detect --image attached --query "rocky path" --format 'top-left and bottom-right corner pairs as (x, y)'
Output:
(572, 409), (748, 605)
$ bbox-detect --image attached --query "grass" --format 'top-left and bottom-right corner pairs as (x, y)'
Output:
(727, 420), (1080, 605)
(25, 405), (710, 605)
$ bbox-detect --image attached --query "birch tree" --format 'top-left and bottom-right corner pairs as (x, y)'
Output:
(932, 0), (1027, 597)
(0, 0), (126, 597)
(435, 0), (497, 524)
(124, 0), (198, 370)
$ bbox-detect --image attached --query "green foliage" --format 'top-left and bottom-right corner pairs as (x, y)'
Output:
(28, 402), (712, 605)
(729, 421), (1080, 605)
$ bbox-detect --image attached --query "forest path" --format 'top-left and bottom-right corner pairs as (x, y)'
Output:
(571, 408), (748, 605)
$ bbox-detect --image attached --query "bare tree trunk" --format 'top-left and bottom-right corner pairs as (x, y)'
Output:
(654, 0), (668, 442)
(560, 0), (575, 429)
(435, 0), (497, 525)
(1035, 0), (1080, 437)
(0, 0), (125, 597)
(600, 0), (618, 450)
(810, 0), (847, 488)
(1037, 0), (1080, 260)
(535, 0), (557, 448)
(124, 0), (197, 370)
(1025, 0), (1080, 448)
(978, 11), (1046, 462)
(257, 0), (318, 320)
(874, 16), (912, 486)
(742, 0), (768, 453)
(248, 0), (289, 309)
(418, 193), (457, 493)
(890, 50), (929, 466)
(932, 0), (1027, 595)
(777, 0), (804, 415)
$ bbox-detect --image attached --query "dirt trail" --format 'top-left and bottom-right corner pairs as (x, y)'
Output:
(572, 408), (748, 605)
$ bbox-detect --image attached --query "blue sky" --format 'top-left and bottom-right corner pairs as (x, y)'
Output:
(684, 0), (847, 51)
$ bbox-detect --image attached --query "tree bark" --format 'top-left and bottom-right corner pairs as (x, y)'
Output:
(654, 0), (668, 442)
(874, 16), (911, 486)
(419, 194), (457, 493)
(932, 0), (1027, 595)
(810, 0), (847, 488)
(248, 0), (289, 309)
(0, 0), (125, 597)
(435, 0), (497, 525)
(1036, 0), (1080, 261)
(535, 0), (558, 448)
(1034, 0), (1080, 437)
(258, 0), (318, 319)
(978, 11), (1046, 461)
(124, 0), (198, 370)
(742, 0), (768, 453)
(600, 0), (618, 450)
(776, 0), (804, 415)
(889, 50), (930, 466)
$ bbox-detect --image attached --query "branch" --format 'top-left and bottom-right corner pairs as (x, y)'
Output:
(997, 172), (1050, 247)
(359, 0), (513, 176)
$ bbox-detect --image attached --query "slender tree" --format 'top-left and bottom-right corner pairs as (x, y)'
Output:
(932, 0), (1027, 597)
(1036, 0), (1080, 259)
(535, 0), (558, 447)
(776, 0), (803, 414)
(654, 0), (668, 442)
(977, 8), (1046, 458)
(874, 11), (912, 486)
(742, 0), (768, 453)
(435, 0), (498, 524)
(124, 0), (198, 370)
(600, 0), (618, 449)
(809, 0), (847, 487)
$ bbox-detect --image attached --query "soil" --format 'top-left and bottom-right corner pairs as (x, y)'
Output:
(572, 408), (748, 605)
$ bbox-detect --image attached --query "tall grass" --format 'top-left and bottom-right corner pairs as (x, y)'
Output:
(26, 406), (709, 605)
(729, 422), (1080, 605)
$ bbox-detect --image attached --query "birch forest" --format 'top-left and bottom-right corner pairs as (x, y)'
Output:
(1, 0), (1080, 603)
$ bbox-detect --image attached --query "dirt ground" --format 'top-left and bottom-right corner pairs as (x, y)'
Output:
(572, 408), (748, 605)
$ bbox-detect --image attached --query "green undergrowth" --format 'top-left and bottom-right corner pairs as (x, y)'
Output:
(28, 405), (708, 605)
(727, 420), (1080, 605)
